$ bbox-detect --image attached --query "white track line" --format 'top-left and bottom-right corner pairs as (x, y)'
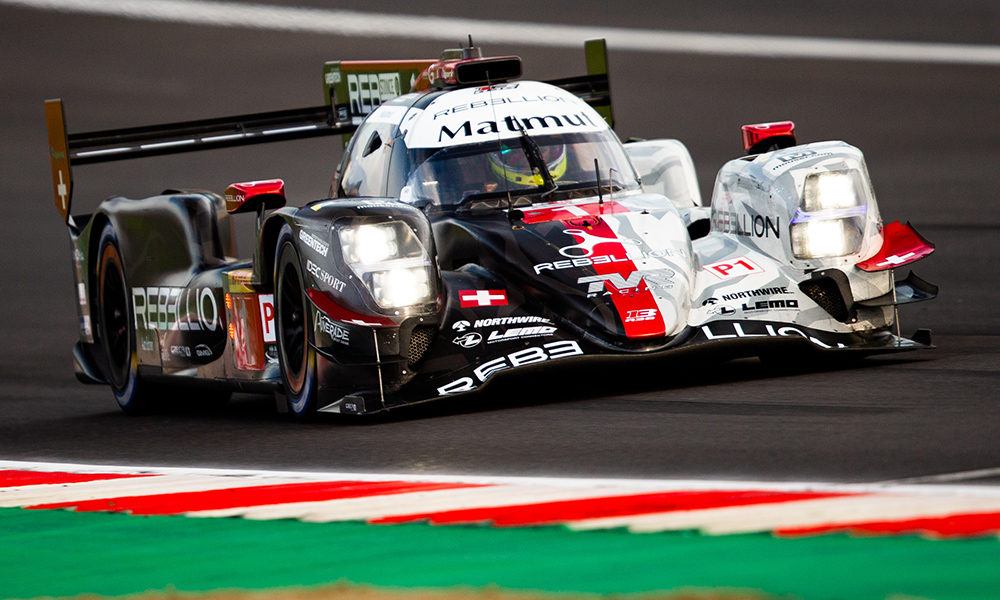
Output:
(873, 467), (1000, 485)
(3, 0), (1000, 66)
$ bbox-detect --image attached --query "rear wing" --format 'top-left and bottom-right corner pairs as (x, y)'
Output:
(46, 39), (613, 225)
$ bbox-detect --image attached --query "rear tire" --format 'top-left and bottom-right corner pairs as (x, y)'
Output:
(96, 224), (156, 414)
(275, 226), (318, 419)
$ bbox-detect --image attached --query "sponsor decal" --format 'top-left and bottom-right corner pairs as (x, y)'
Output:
(702, 297), (736, 316)
(298, 230), (329, 257)
(347, 72), (401, 117)
(306, 260), (346, 293)
(740, 298), (799, 312)
(315, 311), (350, 346)
(558, 228), (639, 258)
(487, 326), (557, 344)
(436, 340), (584, 395)
(700, 322), (846, 349)
(194, 344), (213, 358)
(459, 289), (508, 307)
(432, 93), (564, 119)
(132, 287), (220, 332)
(703, 256), (764, 280)
(355, 201), (400, 209)
(534, 249), (687, 274)
(713, 211), (781, 239)
(577, 269), (674, 298)
(453, 332), (483, 348)
(141, 339), (155, 352)
(477, 316), (551, 328)
(720, 286), (791, 301)
(258, 294), (275, 343)
(437, 112), (598, 143)
(767, 150), (832, 173)
(451, 320), (472, 332)
(169, 345), (191, 358)
(625, 309), (658, 323)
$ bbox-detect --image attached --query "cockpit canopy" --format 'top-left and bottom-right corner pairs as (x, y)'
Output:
(335, 81), (640, 208)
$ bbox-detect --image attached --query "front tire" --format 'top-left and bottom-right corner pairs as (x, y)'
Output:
(275, 226), (318, 418)
(96, 224), (156, 414)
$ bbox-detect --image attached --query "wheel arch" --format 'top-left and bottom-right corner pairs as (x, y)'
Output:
(258, 212), (298, 287)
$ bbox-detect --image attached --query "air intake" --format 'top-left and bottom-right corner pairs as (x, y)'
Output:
(407, 325), (436, 367)
(798, 269), (856, 323)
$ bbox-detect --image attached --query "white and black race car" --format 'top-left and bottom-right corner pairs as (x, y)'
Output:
(45, 40), (936, 418)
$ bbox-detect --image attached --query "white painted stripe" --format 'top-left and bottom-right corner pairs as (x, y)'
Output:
(187, 483), (660, 522)
(201, 133), (247, 142)
(262, 124), (319, 135)
(140, 139), (196, 150)
(74, 147), (130, 157)
(568, 494), (1000, 534)
(873, 467), (1000, 485)
(3, 0), (999, 66)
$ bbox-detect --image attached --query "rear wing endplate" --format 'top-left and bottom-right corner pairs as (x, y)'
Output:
(46, 39), (613, 225)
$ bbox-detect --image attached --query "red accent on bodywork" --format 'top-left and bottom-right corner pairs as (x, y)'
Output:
(741, 121), (796, 152)
(28, 481), (488, 515)
(0, 470), (154, 487)
(224, 179), (286, 214)
(372, 490), (852, 526)
(228, 292), (267, 370)
(306, 289), (396, 327)
(521, 200), (630, 224)
(583, 219), (666, 338)
(856, 221), (935, 271)
(776, 511), (1000, 539)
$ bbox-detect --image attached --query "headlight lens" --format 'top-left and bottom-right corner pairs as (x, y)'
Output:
(369, 267), (433, 308)
(791, 219), (863, 259)
(802, 170), (862, 211)
(339, 221), (436, 309)
(791, 169), (867, 259)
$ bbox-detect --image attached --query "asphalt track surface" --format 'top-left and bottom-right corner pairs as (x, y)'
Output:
(1, 1), (998, 484)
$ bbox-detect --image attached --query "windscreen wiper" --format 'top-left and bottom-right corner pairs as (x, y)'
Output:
(517, 127), (558, 199)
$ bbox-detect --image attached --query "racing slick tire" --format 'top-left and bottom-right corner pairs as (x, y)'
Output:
(96, 223), (157, 414)
(275, 225), (319, 419)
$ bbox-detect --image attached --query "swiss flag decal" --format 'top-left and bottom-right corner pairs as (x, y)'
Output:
(459, 290), (508, 307)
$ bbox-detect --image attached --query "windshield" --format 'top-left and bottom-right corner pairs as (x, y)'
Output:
(397, 131), (641, 208)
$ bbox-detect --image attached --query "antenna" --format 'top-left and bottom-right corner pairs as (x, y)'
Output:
(594, 158), (603, 207)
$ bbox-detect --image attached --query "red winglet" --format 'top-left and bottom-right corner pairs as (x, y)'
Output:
(224, 179), (286, 214)
(856, 221), (935, 272)
(741, 121), (796, 153)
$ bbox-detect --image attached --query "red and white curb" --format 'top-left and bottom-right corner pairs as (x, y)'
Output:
(3, 460), (1000, 538)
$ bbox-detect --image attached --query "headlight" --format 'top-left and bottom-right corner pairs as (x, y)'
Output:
(369, 267), (433, 308)
(339, 221), (436, 309)
(802, 170), (862, 211)
(791, 169), (867, 259)
(791, 218), (863, 259)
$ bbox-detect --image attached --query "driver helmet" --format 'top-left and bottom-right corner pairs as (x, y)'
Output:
(489, 143), (568, 186)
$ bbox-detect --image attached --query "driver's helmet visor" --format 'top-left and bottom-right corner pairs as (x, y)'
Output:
(399, 131), (638, 207)
(489, 143), (567, 186)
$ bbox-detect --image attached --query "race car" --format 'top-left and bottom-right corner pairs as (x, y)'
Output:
(45, 40), (937, 418)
